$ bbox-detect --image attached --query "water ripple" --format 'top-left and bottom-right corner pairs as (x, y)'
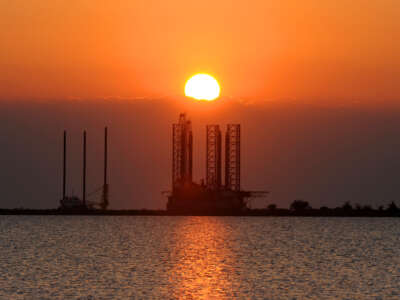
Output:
(0, 216), (399, 299)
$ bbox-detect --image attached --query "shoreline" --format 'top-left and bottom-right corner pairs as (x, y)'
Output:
(1, 209), (399, 217)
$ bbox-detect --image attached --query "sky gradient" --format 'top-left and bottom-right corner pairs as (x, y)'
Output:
(1, 1), (400, 209)
(1, 99), (400, 209)
(1, 0), (399, 103)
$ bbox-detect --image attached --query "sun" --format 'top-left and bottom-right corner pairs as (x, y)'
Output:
(184, 74), (220, 101)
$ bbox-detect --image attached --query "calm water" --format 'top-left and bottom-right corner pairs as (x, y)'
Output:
(0, 216), (399, 299)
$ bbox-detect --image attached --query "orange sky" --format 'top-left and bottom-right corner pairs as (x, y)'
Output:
(1, 0), (399, 103)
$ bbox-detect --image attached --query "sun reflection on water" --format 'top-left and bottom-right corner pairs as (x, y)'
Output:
(2, 217), (400, 298)
(166, 217), (240, 299)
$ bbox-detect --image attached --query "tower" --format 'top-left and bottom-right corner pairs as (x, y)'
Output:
(82, 130), (87, 206)
(206, 125), (222, 189)
(225, 124), (240, 191)
(101, 127), (109, 210)
(62, 130), (67, 201)
(172, 113), (193, 189)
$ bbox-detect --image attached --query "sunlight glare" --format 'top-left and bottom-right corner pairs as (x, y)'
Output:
(184, 74), (220, 101)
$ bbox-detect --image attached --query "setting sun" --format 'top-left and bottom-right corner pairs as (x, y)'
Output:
(184, 74), (220, 101)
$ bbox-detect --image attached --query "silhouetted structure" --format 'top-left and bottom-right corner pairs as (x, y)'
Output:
(172, 113), (193, 188)
(59, 130), (87, 210)
(101, 127), (109, 210)
(82, 130), (87, 206)
(167, 114), (267, 214)
(206, 125), (222, 189)
(59, 128), (109, 210)
(63, 130), (66, 201)
(225, 124), (240, 191)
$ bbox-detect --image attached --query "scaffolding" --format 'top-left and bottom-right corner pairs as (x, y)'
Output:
(172, 113), (193, 189)
(225, 124), (240, 191)
(206, 125), (222, 189)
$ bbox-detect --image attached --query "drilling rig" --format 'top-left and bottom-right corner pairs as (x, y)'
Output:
(59, 128), (109, 210)
(166, 113), (267, 214)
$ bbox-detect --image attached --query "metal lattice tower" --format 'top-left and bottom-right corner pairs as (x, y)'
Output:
(225, 124), (240, 191)
(172, 114), (193, 189)
(206, 125), (222, 189)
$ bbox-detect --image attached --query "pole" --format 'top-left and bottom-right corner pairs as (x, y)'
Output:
(63, 130), (66, 200)
(82, 130), (86, 207)
(104, 127), (108, 187)
(102, 127), (109, 210)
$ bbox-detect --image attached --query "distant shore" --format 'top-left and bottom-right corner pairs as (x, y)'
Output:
(1, 208), (399, 217)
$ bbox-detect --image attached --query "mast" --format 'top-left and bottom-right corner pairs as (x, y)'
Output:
(82, 130), (87, 207)
(63, 130), (66, 200)
(101, 127), (109, 210)
(104, 127), (108, 188)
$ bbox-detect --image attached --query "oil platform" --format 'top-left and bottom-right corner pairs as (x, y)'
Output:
(59, 128), (109, 211)
(166, 114), (267, 214)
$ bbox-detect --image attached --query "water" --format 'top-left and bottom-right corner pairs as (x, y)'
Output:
(0, 216), (399, 299)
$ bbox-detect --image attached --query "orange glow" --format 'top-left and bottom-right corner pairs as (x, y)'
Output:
(166, 217), (239, 298)
(0, 1), (399, 103)
(185, 74), (220, 101)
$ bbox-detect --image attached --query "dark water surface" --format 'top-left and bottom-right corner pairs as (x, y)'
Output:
(0, 216), (399, 299)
